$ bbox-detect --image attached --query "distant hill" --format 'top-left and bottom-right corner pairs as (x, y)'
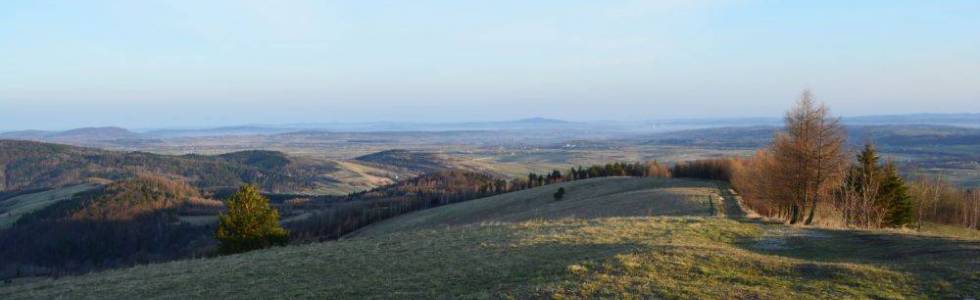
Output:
(641, 124), (980, 149)
(0, 139), (341, 194)
(355, 149), (456, 174)
(143, 126), (300, 138)
(641, 126), (777, 148)
(0, 130), (50, 140)
(0, 127), (141, 142)
(0, 127), (155, 149)
(47, 127), (142, 141)
(844, 113), (980, 127)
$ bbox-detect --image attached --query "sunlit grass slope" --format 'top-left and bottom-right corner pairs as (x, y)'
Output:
(1, 177), (977, 299)
(354, 177), (724, 237)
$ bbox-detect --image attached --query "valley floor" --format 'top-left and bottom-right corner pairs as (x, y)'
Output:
(2, 177), (978, 299)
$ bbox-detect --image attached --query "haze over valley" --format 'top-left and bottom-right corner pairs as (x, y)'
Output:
(1, 1), (979, 299)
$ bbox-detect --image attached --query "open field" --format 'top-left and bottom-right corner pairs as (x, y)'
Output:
(3, 177), (977, 299)
(354, 177), (725, 237)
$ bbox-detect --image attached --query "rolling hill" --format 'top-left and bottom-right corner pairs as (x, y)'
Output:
(0, 140), (372, 194)
(0, 127), (141, 142)
(2, 177), (976, 299)
(641, 124), (980, 149)
(354, 149), (456, 174)
(0, 176), (222, 277)
(0, 184), (97, 229)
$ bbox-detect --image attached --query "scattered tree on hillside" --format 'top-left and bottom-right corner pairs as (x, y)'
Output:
(731, 150), (782, 217)
(880, 163), (914, 227)
(216, 185), (288, 254)
(771, 90), (847, 225)
(646, 161), (671, 178)
(554, 187), (566, 201)
(839, 144), (886, 226)
(730, 91), (847, 225)
(909, 175), (980, 230)
(838, 143), (913, 227)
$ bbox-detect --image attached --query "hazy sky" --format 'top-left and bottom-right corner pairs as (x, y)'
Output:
(1, 1), (978, 130)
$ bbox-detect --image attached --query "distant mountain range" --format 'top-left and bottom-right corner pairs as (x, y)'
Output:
(2, 113), (978, 143)
(639, 124), (980, 150)
(0, 127), (142, 141)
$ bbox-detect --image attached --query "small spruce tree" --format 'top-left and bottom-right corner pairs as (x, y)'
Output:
(843, 144), (915, 228)
(881, 163), (914, 227)
(553, 187), (566, 201)
(216, 184), (288, 254)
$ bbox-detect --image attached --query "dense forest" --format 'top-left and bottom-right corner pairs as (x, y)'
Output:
(0, 176), (222, 278)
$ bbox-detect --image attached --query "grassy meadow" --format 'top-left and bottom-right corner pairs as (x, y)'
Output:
(1, 177), (977, 299)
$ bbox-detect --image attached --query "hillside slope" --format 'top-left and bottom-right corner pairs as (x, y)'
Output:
(0, 184), (97, 229)
(354, 177), (724, 236)
(0, 177), (222, 277)
(1, 177), (977, 299)
(0, 140), (341, 194)
(353, 149), (499, 178)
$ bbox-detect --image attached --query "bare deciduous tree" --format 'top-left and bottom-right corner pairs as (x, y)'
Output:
(771, 90), (847, 224)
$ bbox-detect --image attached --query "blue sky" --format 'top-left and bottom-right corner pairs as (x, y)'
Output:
(1, 1), (978, 130)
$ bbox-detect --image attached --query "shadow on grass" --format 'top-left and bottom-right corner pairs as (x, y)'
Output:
(734, 223), (980, 297)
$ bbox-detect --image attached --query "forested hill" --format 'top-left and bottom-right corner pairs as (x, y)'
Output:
(0, 176), (222, 277)
(354, 149), (456, 174)
(0, 140), (340, 194)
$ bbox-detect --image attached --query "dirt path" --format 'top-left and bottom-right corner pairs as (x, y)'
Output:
(717, 185), (748, 219)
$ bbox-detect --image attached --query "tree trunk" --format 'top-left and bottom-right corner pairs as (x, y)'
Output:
(789, 204), (800, 224)
(804, 195), (817, 225)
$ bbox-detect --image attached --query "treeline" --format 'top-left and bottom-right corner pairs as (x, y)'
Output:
(285, 171), (504, 242)
(668, 151), (979, 230)
(908, 176), (980, 230)
(670, 159), (734, 181)
(521, 162), (670, 189)
(684, 91), (979, 230)
(286, 162), (672, 242)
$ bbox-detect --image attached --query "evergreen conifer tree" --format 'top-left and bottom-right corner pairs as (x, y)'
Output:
(216, 184), (288, 254)
(881, 163), (914, 227)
